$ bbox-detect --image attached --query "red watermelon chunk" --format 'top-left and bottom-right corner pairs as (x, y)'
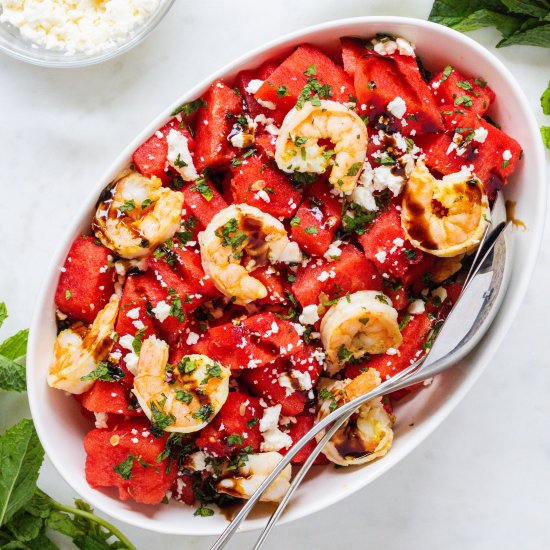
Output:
(55, 235), (115, 324)
(81, 381), (143, 417)
(132, 119), (195, 184)
(112, 272), (160, 385)
(181, 180), (228, 228)
(355, 54), (443, 136)
(290, 180), (342, 256)
(84, 418), (176, 504)
(171, 473), (196, 506)
(281, 413), (328, 465)
(253, 265), (290, 306)
(193, 313), (302, 371)
(195, 392), (263, 458)
(235, 62), (278, 119)
(292, 243), (382, 307)
(193, 81), (243, 172)
(341, 37), (368, 78)
(254, 132), (277, 159)
(240, 362), (308, 416)
(430, 67), (495, 119)
(344, 311), (433, 380)
(358, 205), (429, 283)
(227, 154), (301, 219)
(254, 44), (355, 124)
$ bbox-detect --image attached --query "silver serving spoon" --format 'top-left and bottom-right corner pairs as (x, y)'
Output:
(212, 195), (511, 550)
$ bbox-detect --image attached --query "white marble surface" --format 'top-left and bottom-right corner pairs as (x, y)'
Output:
(1, 0), (549, 548)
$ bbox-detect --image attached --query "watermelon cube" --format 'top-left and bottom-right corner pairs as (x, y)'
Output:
(281, 413), (328, 465)
(132, 119), (195, 184)
(84, 418), (176, 504)
(195, 392), (263, 457)
(358, 205), (431, 283)
(290, 180), (342, 256)
(181, 180), (228, 228)
(235, 62), (278, 119)
(240, 362), (308, 416)
(227, 154), (301, 219)
(55, 235), (115, 324)
(354, 54), (443, 136)
(292, 243), (382, 307)
(81, 380), (143, 417)
(193, 81), (243, 173)
(430, 67), (495, 119)
(254, 44), (355, 124)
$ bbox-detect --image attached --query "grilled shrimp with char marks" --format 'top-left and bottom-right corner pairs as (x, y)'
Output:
(320, 290), (402, 369)
(132, 336), (230, 433)
(199, 204), (302, 305)
(401, 160), (490, 258)
(216, 451), (292, 503)
(93, 170), (184, 259)
(48, 295), (119, 394)
(275, 100), (368, 194)
(317, 369), (394, 466)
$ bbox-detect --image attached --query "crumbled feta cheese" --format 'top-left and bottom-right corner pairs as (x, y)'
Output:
(254, 189), (271, 203)
(374, 250), (387, 263)
(432, 286), (448, 303)
(408, 299), (425, 314)
(324, 240), (343, 260)
(260, 427), (292, 452)
(166, 129), (199, 181)
(387, 96), (407, 119)
(473, 126), (489, 143)
(502, 149), (512, 160)
(0, 0), (161, 56)
(299, 304), (320, 325)
(186, 332), (200, 345)
(277, 241), (302, 263)
(260, 405), (282, 432)
(291, 369), (312, 391)
(257, 98), (276, 110)
(151, 300), (170, 323)
(126, 307), (140, 320)
(244, 79), (264, 94)
(317, 271), (330, 282)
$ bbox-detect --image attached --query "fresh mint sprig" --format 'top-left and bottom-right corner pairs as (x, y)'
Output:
(0, 302), (136, 549)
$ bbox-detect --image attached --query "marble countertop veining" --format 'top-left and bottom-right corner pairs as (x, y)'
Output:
(0, 1), (549, 548)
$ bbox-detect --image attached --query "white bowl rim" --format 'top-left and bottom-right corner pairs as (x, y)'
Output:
(27, 15), (547, 536)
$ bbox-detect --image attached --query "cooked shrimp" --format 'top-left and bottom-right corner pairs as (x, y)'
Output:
(199, 204), (302, 305)
(93, 170), (184, 259)
(317, 369), (394, 466)
(275, 100), (368, 194)
(320, 290), (402, 368)
(132, 337), (230, 434)
(216, 452), (292, 503)
(48, 295), (120, 394)
(401, 160), (490, 258)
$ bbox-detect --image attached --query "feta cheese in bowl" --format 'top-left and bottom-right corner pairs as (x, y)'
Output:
(0, 0), (174, 67)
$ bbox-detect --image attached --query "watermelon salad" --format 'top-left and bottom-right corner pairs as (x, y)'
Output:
(47, 34), (521, 515)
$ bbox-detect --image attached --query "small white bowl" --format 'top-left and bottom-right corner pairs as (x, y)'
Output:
(27, 16), (546, 536)
(0, 0), (174, 68)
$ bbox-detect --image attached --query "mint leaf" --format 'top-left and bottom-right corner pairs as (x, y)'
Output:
(73, 534), (113, 549)
(0, 419), (44, 526)
(497, 22), (550, 46)
(47, 510), (84, 537)
(429, 0), (550, 47)
(0, 329), (29, 361)
(0, 303), (7, 328)
(500, 0), (549, 19)
(0, 355), (27, 392)
(541, 81), (550, 115)
(5, 509), (44, 542)
(541, 126), (550, 149)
